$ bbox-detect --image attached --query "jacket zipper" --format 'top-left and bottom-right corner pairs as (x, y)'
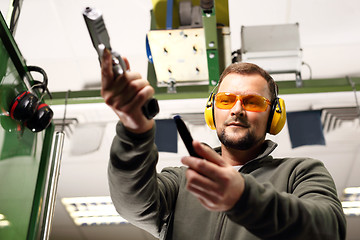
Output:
(213, 167), (248, 239)
(214, 212), (226, 240)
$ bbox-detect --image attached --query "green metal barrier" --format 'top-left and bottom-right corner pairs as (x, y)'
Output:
(0, 11), (55, 240)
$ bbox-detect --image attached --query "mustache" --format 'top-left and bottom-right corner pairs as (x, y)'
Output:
(224, 117), (250, 128)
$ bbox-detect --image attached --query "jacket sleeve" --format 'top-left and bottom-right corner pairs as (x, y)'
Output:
(226, 158), (346, 240)
(107, 121), (182, 237)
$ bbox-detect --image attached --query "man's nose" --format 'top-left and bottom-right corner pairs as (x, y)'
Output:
(230, 100), (245, 116)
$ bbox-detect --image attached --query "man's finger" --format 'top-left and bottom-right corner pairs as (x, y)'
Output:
(122, 56), (130, 71)
(181, 156), (226, 184)
(192, 140), (227, 167)
(101, 49), (115, 90)
(121, 84), (154, 113)
(111, 79), (151, 110)
(185, 168), (218, 192)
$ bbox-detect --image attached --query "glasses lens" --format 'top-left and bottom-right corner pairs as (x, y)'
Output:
(242, 95), (268, 111)
(215, 93), (269, 112)
(215, 93), (237, 109)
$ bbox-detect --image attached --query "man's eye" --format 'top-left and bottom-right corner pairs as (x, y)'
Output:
(221, 99), (231, 104)
(244, 97), (262, 107)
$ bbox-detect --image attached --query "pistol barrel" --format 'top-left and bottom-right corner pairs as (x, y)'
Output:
(83, 7), (112, 57)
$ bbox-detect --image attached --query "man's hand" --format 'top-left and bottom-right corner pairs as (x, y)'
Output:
(101, 49), (154, 133)
(181, 141), (245, 212)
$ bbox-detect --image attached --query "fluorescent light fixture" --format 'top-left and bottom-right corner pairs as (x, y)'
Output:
(61, 196), (128, 226)
(342, 201), (360, 208)
(341, 187), (360, 216)
(343, 187), (360, 194)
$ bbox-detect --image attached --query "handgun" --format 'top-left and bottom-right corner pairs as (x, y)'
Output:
(173, 115), (200, 158)
(83, 7), (159, 119)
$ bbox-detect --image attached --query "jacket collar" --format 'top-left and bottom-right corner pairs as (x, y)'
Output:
(213, 140), (278, 166)
(253, 140), (278, 161)
(214, 140), (277, 157)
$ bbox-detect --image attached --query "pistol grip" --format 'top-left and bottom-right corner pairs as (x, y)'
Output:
(142, 98), (159, 119)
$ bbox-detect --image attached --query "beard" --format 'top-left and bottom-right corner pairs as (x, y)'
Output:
(217, 125), (262, 150)
(218, 129), (254, 150)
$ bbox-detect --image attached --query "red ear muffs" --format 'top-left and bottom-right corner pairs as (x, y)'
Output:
(26, 103), (53, 132)
(9, 91), (38, 121)
(9, 91), (53, 132)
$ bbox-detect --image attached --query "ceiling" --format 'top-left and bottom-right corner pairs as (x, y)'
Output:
(1, 0), (360, 239)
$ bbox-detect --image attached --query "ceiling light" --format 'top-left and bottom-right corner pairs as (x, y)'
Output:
(341, 187), (360, 216)
(61, 196), (128, 226)
(343, 187), (360, 194)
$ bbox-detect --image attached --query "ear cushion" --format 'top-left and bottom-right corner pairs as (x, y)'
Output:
(26, 103), (54, 132)
(204, 93), (216, 130)
(9, 91), (39, 121)
(268, 98), (286, 135)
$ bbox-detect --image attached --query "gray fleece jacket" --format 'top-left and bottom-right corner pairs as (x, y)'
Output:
(108, 122), (346, 240)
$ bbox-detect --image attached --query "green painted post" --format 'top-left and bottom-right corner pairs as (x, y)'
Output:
(202, 2), (220, 86)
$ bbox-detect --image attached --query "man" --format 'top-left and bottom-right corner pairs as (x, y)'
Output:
(101, 49), (346, 239)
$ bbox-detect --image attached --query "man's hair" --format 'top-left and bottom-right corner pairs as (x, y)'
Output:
(218, 62), (278, 102)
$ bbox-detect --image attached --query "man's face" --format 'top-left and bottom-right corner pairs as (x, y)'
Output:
(214, 73), (272, 150)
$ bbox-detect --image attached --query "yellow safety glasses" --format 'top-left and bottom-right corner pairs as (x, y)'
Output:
(214, 92), (271, 112)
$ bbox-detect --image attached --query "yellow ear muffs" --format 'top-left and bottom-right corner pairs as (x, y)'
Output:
(205, 92), (286, 134)
(267, 97), (286, 135)
(204, 93), (216, 130)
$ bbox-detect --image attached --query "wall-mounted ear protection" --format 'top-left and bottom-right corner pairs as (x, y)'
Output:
(204, 92), (287, 135)
(9, 91), (38, 121)
(25, 102), (53, 132)
(8, 66), (53, 132)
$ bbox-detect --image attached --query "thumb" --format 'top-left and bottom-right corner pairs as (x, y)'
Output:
(122, 57), (130, 71)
